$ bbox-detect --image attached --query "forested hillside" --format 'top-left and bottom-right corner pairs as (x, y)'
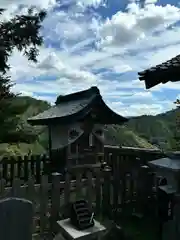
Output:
(1, 95), (179, 157)
(126, 108), (179, 150)
(0, 96), (159, 157)
(104, 125), (156, 149)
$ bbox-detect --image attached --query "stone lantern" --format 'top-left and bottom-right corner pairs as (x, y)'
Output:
(149, 155), (180, 239)
(148, 156), (180, 192)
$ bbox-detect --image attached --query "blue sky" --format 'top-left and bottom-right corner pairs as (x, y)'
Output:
(2, 0), (180, 116)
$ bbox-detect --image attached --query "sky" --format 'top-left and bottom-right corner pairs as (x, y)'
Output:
(1, 0), (180, 117)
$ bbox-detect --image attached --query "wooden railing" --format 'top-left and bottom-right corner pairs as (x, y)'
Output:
(0, 154), (50, 186)
(0, 146), (168, 187)
(0, 164), (102, 237)
(0, 156), (160, 237)
(104, 145), (166, 166)
(106, 153), (158, 220)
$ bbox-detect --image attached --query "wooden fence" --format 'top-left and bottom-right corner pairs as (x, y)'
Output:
(0, 146), (166, 186)
(104, 145), (166, 166)
(0, 154), (50, 186)
(0, 164), (103, 237)
(0, 159), (159, 237)
(110, 154), (158, 219)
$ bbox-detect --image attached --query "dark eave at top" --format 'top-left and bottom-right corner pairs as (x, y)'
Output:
(138, 54), (180, 89)
(27, 86), (128, 126)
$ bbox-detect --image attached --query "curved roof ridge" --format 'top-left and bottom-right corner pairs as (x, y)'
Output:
(55, 86), (100, 104)
(27, 86), (128, 126)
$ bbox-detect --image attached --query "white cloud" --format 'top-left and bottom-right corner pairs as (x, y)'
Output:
(126, 103), (164, 116)
(0, 0), (56, 9)
(141, 43), (180, 68)
(97, 3), (180, 47)
(159, 82), (180, 90)
(77, 0), (106, 8)
(3, 0), (180, 117)
(42, 11), (93, 46)
(145, 0), (158, 4)
(106, 100), (174, 117)
(37, 52), (97, 83)
(113, 65), (132, 74)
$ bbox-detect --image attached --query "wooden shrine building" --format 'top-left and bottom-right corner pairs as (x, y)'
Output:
(28, 86), (128, 172)
(138, 54), (180, 89)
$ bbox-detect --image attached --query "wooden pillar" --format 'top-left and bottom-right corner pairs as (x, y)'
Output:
(102, 164), (111, 218)
(101, 125), (105, 163)
(48, 124), (53, 173)
(175, 172), (180, 193)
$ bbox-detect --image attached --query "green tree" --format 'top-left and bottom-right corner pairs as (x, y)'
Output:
(0, 8), (46, 142)
(172, 99), (180, 150)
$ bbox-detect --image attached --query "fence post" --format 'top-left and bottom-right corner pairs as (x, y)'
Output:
(64, 169), (71, 207)
(17, 156), (23, 179)
(27, 176), (36, 203)
(102, 163), (111, 219)
(11, 178), (22, 197)
(36, 155), (41, 184)
(2, 158), (8, 181)
(120, 156), (126, 217)
(95, 166), (102, 217)
(51, 172), (61, 234)
(30, 155), (35, 177)
(86, 169), (93, 211)
(40, 175), (49, 237)
(136, 165), (151, 216)
(0, 178), (6, 199)
(24, 155), (29, 182)
(43, 154), (50, 175)
(27, 176), (36, 233)
(75, 171), (82, 200)
(112, 154), (119, 221)
(10, 156), (15, 186)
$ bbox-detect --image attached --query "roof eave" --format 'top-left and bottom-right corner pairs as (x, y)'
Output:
(28, 93), (128, 126)
(27, 95), (98, 126)
(28, 108), (91, 126)
(97, 98), (128, 124)
(138, 55), (180, 89)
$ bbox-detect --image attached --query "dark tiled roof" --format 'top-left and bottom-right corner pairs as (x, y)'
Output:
(28, 86), (128, 125)
(138, 54), (180, 89)
(28, 98), (91, 123)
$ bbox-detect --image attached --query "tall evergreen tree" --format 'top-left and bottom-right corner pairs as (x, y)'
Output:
(0, 8), (46, 142)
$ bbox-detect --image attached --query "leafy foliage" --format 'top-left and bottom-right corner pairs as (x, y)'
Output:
(0, 8), (46, 72)
(0, 7), (46, 143)
(172, 99), (180, 150)
(0, 96), (50, 157)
